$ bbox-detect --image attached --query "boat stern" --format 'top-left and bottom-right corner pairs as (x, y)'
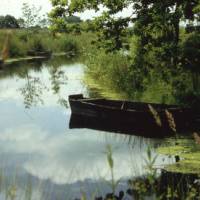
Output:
(68, 94), (84, 101)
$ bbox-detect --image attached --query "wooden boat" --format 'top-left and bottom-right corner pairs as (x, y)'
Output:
(68, 94), (196, 134)
(0, 58), (4, 66)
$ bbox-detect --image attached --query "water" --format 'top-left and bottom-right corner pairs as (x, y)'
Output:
(0, 57), (173, 199)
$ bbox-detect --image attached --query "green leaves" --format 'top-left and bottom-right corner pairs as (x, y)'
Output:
(49, 7), (66, 18)
(106, 144), (114, 170)
(0, 15), (19, 29)
(50, 0), (68, 7)
(180, 32), (200, 72)
(49, 0), (199, 72)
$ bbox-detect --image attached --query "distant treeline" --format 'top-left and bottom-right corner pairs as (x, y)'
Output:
(0, 14), (83, 29)
(0, 15), (20, 29)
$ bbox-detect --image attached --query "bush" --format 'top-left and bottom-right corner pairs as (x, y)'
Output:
(17, 31), (30, 42)
(59, 37), (79, 56)
(180, 32), (200, 72)
(0, 29), (90, 59)
(85, 49), (134, 96)
(28, 36), (48, 52)
(9, 36), (26, 57)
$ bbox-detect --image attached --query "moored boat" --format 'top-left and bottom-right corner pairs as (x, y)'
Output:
(68, 94), (196, 134)
(0, 58), (4, 68)
(0, 58), (3, 65)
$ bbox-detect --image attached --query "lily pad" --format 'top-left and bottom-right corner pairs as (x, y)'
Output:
(157, 138), (200, 174)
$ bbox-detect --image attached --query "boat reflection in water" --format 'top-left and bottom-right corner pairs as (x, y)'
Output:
(69, 114), (173, 138)
(68, 94), (199, 138)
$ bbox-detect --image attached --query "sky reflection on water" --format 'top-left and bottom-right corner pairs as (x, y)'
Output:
(0, 58), (173, 199)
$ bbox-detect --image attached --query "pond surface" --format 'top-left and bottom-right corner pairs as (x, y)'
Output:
(0, 57), (173, 199)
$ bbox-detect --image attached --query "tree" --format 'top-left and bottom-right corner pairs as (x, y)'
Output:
(17, 18), (25, 28)
(49, 0), (200, 73)
(181, 32), (200, 72)
(49, 0), (199, 51)
(0, 15), (19, 28)
(66, 15), (82, 23)
(21, 3), (49, 28)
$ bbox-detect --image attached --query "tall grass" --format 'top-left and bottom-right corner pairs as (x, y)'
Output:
(84, 49), (135, 99)
(0, 29), (90, 59)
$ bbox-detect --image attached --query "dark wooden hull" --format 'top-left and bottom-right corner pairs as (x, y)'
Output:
(0, 59), (4, 65)
(0, 59), (4, 69)
(68, 94), (196, 134)
(69, 114), (169, 138)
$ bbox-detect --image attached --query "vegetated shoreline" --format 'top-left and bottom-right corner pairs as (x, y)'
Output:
(157, 137), (200, 175)
(3, 52), (70, 65)
(83, 73), (129, 100)
(0, 29), (91, 64)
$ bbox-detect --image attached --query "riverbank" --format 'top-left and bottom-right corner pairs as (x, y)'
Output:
(84, 73), (128, 100)
(0, 29), (95, 61)
(83, 30), (200, 106)
(2, 52), (72, 65)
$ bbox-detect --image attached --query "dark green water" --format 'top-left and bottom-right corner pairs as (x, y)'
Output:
(0, 56), (174, 199)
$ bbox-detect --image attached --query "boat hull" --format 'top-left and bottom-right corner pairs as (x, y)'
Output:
(0, 59), (4, 66)
(68, 94), (195, 134)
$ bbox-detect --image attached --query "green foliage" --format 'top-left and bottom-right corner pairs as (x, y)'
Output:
(48, 0), (200, 105)
(106, 145), (114, 170)
(9, 35), (26, 57)
(84, 38), (178, 103)
(104, 145), (121, 195)
(66, 15), (82, 24)
(0, 29), (84, 59)
(158, 137), (200, 174)
(69, 23), (82, 34)
(181, 32), (200, 72)
(59, 37), (79, 56)
(28, 36), (48, 52)
(85, 49), (136, 97)
(50, 0), (199, 51)
(145, 147), (158, 175)
(127, 147), (159, 200)
(0, 15), (19, 29)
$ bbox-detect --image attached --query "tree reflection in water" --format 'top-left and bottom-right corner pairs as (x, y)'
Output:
(49, 65), (68, 107)
(8, 57), (70, 109)
(19, 73), (46, 108)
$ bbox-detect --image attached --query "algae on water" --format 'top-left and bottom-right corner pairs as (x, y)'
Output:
(157, 137), (200, 175)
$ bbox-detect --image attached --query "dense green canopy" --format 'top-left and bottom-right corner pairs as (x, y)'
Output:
(49, 0), (199, 52)
(0, 15), (19, 29)
(49, 0), (200, 72)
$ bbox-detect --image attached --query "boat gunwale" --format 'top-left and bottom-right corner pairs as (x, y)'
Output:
(70, 98), (188, 113)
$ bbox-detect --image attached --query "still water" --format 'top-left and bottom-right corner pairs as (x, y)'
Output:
(0, 57), (172, 199)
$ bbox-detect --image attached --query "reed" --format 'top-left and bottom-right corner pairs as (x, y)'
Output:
(0, 29), (88, 59)
(1, 31), (11, 61)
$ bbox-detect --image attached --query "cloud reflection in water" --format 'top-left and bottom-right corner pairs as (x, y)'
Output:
(0, 60), (172, 199)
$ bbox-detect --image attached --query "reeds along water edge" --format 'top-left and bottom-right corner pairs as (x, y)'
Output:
(1, 31), (12, 61)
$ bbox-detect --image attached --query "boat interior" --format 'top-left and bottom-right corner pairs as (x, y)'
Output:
(80, 98), (180, 111)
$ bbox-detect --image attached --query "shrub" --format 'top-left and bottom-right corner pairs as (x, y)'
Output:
(180, 32), (200, 72)
(59, 37), (79, 56)
(28, 36), (48, 52)
(9, 36), (26, 57)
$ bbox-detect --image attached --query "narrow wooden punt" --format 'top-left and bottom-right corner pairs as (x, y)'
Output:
(68, 94), (197, 135)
